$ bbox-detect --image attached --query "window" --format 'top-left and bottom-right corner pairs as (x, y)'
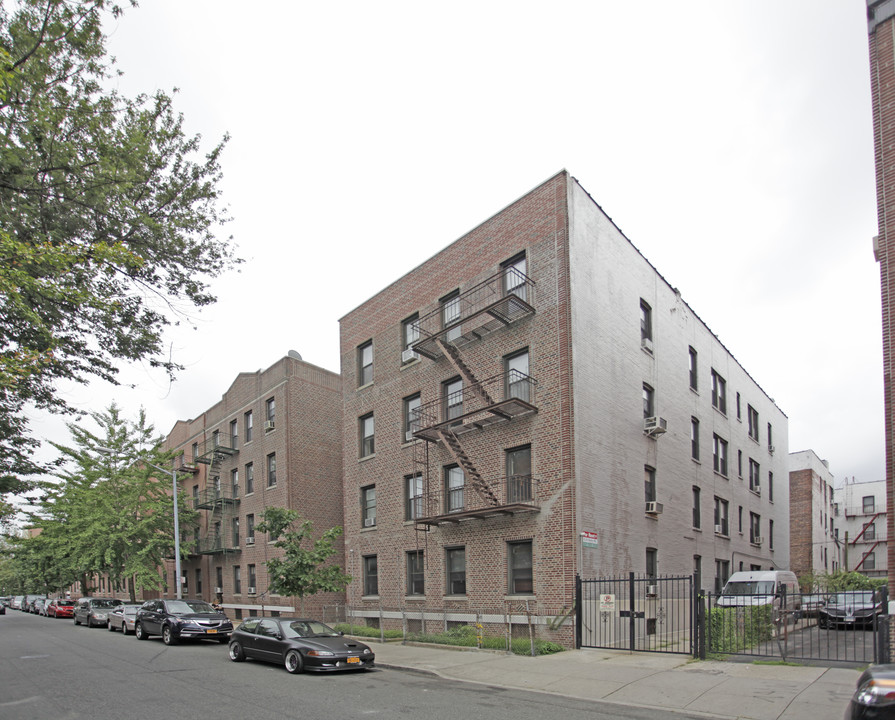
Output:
(736, 392), (741, 419)
(642, 383), (654, 419)
(402, 314), (420, 362)
(212, 429), (220, 447)
(738, 505), (743, 534)
(689, 347), (698, 390)
(406, 550), (424, 596)
(508, 540), (533, 594)
(404, 393), (421, 442)
(406, 473), (423, 520)
(246, 513), (255, 542)
(231, 468), (239, 498)
(865, 552), (877, 571)
(245, 462), (254, 494)
(216, 566), (223, 592)
(863, 496), (875, 513)
(358, 341), (373, 386)
(713, 434), (728, 476)
(233, 566), (241, 594)
(362, 485), (376, 527)
(769, 519), (774, 549)
(644, 466), (656, 504)
(360, 413), (375, 457)
(750, 512), (761, 544)
(768, 472), (774, 502)
(266, 453), (277, 487)
(248, 564), (256, 591)
(192, 484), (199, 508)
(646, 548), (657, 580)
(265, 397), (276, 427)
(444, 377), (463, 422)
(195, 569), (202, 596)
(442, 290), (461, 342)
(768, 423), (774, 449)
(445, 465), (464, 513)
(865, 523), (876, 541)
(692, 486), (701, 528)
(446, 547), (466, 595)
(690, 417), (700, 460)
(749, 459), (760, 493)
(212, 475), (221, 500)
(505, 349), (530, 402)
(747, 405), (759, 441)
(714, 497), (729, 536)
(232, 517), (240, 546)
(244, 410), (253, 442)
(506, 445), (532, 503)
(640, 300), (652, 343)
(715, 559), (730, 594)
(363, 555), (378, 596)
(230, 419), (238, 449)
(737, 450), (743, 478)
(192, 442), (199, 461)
(503, 253), (527, 301)
(711, 370), (727, 414)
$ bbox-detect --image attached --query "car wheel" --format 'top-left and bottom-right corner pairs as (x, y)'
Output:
(162, 625), (178, 646)
(108, 620), (115, 632)
(135, 622), (148, 640)
(228, 642), (246, 662)
(74, 615), (80, 626)
(122, 622), (132, 636)
(284, 650), (303, 674)
(818, 617), (827, 629)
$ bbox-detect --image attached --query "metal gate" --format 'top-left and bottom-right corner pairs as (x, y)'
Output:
(576, 573), (694, 654)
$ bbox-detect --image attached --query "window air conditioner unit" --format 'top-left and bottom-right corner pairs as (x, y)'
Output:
(247, 587), (256, 596)
(264, 420), (275, 432)
(363, 518), (376, 527)
(644, 417), (667, 436)
(645, 501), (664, 515)
(245, 537), (255, 545)
(714, 524), (724, 534)
(641, 337), (653, 353)
(402, 348), (420, 363)
(768, 445), (775, 455)
(405, 430), (416, 443)
(753, 536), (764, 545)
(214, 587), (223, 594)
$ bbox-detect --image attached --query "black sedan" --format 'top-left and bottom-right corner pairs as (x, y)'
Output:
(845, 664), (895, 719)
(818, 590), (881, 629)
(228, 618), (375, 673)
(134, 598), (233, 645)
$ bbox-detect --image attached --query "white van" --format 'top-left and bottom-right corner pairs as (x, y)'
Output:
(717, 570), (801, 618)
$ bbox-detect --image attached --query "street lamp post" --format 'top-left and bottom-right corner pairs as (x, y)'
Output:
(97, 448), (183, 600)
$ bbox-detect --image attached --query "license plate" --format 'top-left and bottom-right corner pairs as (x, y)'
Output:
(207, 629), (218, 634)
(347, 657), (359, 664)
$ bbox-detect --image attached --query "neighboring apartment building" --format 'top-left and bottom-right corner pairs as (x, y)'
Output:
(339, 171), (789, 643)
(867, 0), (895, 592)
(789, 450), (841, 581)
(835, 478), (888, 579)
(164, 352), (344, 619)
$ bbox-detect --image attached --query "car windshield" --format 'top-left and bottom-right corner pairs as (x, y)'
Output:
(92, 599), (120, 608)
(722, 581), (775, 596)
(57, 600), (75, 607)
(831, 591), (875, 605)
(283, 620), (340, 638)
(167, 600), (216, 614)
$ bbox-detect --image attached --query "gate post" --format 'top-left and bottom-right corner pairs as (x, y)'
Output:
(696, 592), (706, 659)
(575, 574), (582, 649)
(628, 572), (636, 651)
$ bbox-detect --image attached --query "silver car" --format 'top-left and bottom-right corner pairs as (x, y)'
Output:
(107, 604), (143, 634)
(73, 597), (123, 627)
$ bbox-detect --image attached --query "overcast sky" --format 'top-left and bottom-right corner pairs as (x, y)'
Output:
(27, 1), (882, 488)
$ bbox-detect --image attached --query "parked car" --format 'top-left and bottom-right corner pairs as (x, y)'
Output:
(22, 594), (47, 613)
(228, 617), (375, 674)
(47, 599), (76, 619)
(107, 604), (143, 634)
(800, 593), (829, 618)
(33, 598), (48, 615)
(716, 571), (801, 622)
(74, 597), (123, 627)
(11, 596), (23, 610)
(845, 664), (895, 719)
(134, 598), (233, 645)
(818, 590), (881, 629)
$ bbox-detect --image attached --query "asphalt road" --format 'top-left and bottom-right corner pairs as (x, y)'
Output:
(0, 610), (716, 720)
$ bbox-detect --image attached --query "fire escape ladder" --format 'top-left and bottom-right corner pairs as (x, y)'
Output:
(855, 540), (881, 570)
(437, 428), (499, 507)
(436, 338), (496, 406)
(851, 512), (882, 544)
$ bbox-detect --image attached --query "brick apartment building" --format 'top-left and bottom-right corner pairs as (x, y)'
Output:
(339, 171), (789, 642)
(868, 0), (895, 595)
(789, 450), (841, 581)
(163, 352), (344, 619)
(836, 477), (888, 578)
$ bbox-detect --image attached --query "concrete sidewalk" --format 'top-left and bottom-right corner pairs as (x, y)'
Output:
(368, 640), (862, 720)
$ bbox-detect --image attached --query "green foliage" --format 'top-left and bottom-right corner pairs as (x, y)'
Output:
(256, 508), (351, 611)
(13, 404), (196, 600)
(332, 623), (403, 640)
(0, 0), (239, 496)
(799, 570), (887, 593)
(708, 606), (774, 653)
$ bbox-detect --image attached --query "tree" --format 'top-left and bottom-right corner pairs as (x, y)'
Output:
(256, 508), (351, 614)
(0, 0), (239, 498)
(19, 403), (196, 600)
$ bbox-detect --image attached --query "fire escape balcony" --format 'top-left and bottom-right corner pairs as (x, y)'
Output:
(411, 267), (535, 361)
(412, 475), (541, 527)
(194, 439), (239, 465)
(411, 369), (538, 441)
(195, 534), (241, 555)
(194, 487), (240, 510)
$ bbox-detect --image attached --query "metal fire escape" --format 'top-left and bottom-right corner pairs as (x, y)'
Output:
(193, 437), (240, 555)
(408, 266), (541, 527)
(851, 512), (883, 572)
